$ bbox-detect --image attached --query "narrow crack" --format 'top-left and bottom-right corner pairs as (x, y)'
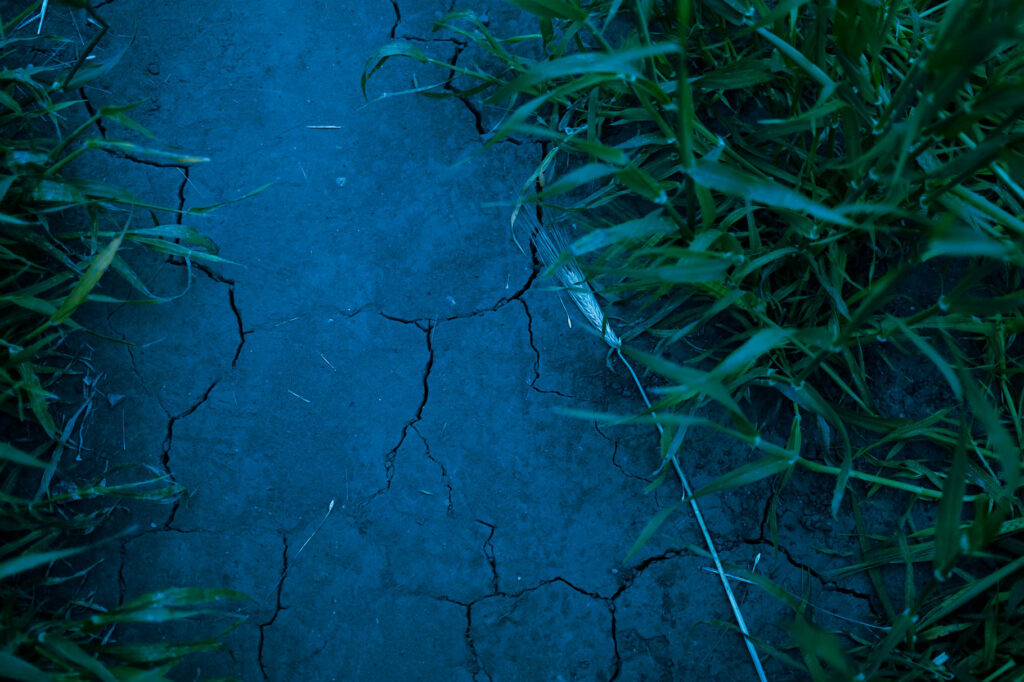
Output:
(611, 549), (686, 600)
(160, 260), (247, 367)
(442, 249), (539, 323)
(476, 519), (499, 593)
(79, 87), (195, 189)
(399, 34), (467, 45)
(124, 344), (169, 416)
(444, 41), (487, 136)
(194, 262), (235, 286)
(776, 541), (874, 603)
(414, 424), (453, 514)
(79, 87), (106, 137)
(609, 604), (622, 681)
(462, 601), (492, 682)
(362, 316), (435, 504)
(598, 416), (651, 483)
(443, 570), (631, 680)
(753, 492), (875, 604)
(258, 534), (289, 680)
(228, 287), (246, 367)
(416, 321), (434, 421)
(609, 440), (646, 482)
(521, 298), (541, 385)
(159, 379), (218, 527)
(389, 0), (400, 38)
(519, 298), (577, 399)
(161, 379), (219, 470)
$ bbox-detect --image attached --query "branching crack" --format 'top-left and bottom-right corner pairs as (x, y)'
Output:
(444, 571), (628, 680)
(161, 379), (219, 471)
(611, 549), (685, 600)
(476, 519), (499, 593)
(363, 317), (435, 503)
(414, 424), (453, 514)
(519, 298), (577, 399)
(462, 601), (492, 682)
(159, 379), (218, 527)
(753, 493), (874, 604)
(442, 253), (539, 322)
(258, 534), (289, 680)
(228, 287), (246, 367)
(444, 42), (487, 136)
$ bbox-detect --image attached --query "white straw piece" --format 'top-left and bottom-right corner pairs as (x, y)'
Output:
(38, 0), (48, 34)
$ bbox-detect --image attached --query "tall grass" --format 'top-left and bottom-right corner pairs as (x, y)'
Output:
(365, 0), (1024, 678)
(2, 2), (245, 677)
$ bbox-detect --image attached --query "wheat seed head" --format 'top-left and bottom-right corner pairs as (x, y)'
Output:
(516, 208), (621, 349)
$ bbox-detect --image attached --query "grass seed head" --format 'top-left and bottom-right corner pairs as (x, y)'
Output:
(519, 209), (621, 349)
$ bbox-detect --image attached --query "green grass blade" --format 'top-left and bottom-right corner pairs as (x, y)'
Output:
(48, 231), (123, 327)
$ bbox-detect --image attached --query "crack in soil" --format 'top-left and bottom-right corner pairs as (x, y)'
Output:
(443, 249), (540, 323)
(258, 534), (289, 680)
(439, 39), (488, 136)
(174, 166), (188, 218)
(161, 379), (219, 471)
(439, 550), (712, 682)
(163, 259), (248, 368)
(399, 34), (468, 45)
(413, 424), (453, 514)
(519, 298), (578, 399)
(475, 519), (499, 593)
(596, 417), (653, 483)
(465, 604), (494, 682)
(159, 379), (218, 527)
(461, 576), (620, 680)
(389, 0), (400, 38)
(79, 87), (196, 192)
(754, 492), (875, 605)
(362, 315), (435, 503)
(228, 287), (247, 367)
(79, 87), (107, 137)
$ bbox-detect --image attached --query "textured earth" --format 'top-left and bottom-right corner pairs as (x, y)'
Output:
(52, 1), (875, 679)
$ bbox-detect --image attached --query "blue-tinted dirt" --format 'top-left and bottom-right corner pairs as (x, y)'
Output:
(37, 1), (880, 680)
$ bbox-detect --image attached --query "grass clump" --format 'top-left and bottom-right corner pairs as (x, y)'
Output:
(365, 0), (1024, 678)
(2, 2), (245, 678)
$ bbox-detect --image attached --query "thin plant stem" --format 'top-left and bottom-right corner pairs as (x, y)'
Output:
(618, 347), (767, 682)
(520, 208), (768, 682)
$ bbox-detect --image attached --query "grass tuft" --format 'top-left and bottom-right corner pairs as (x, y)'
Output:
(367, 0), (1024, 677)
(2, 2), (248, 677)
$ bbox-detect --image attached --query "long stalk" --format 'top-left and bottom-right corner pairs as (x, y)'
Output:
(516, 207), (768, 682)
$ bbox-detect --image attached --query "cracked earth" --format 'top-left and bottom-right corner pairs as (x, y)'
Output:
(60, 1), (875, 680)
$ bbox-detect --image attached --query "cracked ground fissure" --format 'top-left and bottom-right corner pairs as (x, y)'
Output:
(363, 315), (435, 503)
(258, 535), (289, 680)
